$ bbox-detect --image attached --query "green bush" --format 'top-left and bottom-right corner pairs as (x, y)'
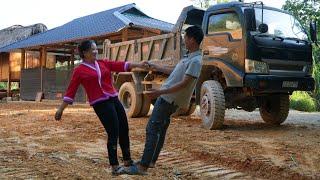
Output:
(0, 82), (6, 90)
(290, 91), (316, 112)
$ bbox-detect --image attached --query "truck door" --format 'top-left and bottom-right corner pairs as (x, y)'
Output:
(202, 9), (245, 87)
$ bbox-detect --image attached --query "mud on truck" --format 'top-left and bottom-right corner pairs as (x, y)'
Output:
(103, 1), (316, 129)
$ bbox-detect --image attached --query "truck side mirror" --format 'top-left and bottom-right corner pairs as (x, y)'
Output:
(310, 21), (317, 43)
(258, 23), (268, 33)
(244, 8), (256, 31)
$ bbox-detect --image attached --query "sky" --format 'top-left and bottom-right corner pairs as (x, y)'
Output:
(0, 0), (285, 30)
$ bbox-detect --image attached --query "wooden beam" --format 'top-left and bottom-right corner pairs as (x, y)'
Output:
(122, 28), (128, 41)
(46, 50), (73, 54)
(146, 40), (154, 60)
(143, 29), (162, 38)
(46, 44), (77, 50)
(109, 35), (122, 42)
(103, 39), (111, 59)
(159, 38), (168, 60)
(128, 27), (162, 36)
(114, 46), (120, 60)
(138, 42), (142, 61)
(125, 44), (131, 61)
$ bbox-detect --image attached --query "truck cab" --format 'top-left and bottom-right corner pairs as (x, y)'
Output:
(199, 2), (315, 129)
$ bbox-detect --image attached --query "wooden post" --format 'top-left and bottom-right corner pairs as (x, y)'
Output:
(21, 49), (25, 70)
(71, 51), (75, 69)
(20, 49), (25, 92)
(0, 54), (2, 81)
(7, 53), (11, 97)
(40, 47), (47, 92)
(67, 59), (70, 70)
(103, 39), (111, 59)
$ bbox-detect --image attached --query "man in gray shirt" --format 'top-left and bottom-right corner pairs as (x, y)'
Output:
(127, 26), (203, 175)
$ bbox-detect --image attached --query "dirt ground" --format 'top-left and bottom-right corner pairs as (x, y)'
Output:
(0, 101), (319, 180)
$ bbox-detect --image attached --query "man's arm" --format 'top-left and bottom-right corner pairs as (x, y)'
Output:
(145, 74), (196, 99)
(148, 62), (174, 75)
(127, 61), (149, 70)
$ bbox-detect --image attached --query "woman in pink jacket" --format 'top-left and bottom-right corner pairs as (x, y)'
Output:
(55, 40), (147, 175)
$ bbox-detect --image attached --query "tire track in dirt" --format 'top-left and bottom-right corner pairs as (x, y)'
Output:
(0, 130), (257, 179)
(128, 140), (255, 179)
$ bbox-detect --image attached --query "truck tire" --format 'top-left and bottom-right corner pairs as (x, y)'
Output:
(138, 95), (151, 117)
(119, 82), (142, 118)
(259, 95), (289, 125)
(200, 80), (225, 130)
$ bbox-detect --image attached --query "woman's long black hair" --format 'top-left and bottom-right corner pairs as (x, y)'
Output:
(78, 40), (95, 58)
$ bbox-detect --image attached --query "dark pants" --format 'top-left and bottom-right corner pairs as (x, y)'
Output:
(140, 97), (178, 167)
(93, 97), (131, 166)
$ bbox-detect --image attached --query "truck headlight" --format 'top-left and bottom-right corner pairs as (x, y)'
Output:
(245, 59), (269, 74)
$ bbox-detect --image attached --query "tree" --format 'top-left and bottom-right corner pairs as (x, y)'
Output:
(283, 1), (320, 65)
(283, 0), (319, 35)
(283, 0), (320, 110)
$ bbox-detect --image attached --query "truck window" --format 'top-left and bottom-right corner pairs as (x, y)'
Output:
(207, 12), (242, 40)
(254, 8), (307, 40)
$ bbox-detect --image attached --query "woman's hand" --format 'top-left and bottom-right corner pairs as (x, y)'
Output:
(140, 61), (150, 69)
(146, 62), (159, 71)
(128, 61), (149, 70)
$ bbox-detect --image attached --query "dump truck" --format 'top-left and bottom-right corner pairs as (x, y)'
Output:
(103, 1), (316, 129)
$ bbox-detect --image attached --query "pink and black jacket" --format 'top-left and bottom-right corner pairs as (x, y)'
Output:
(63, 59), (129, 105)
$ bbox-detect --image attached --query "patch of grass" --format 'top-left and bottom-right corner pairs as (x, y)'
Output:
(290, 91), (316, 112)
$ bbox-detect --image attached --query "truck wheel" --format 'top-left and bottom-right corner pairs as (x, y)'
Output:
(200, 80), (225, 130)
(119, 82), (142, 118)
(259, 95), (289, 125)
(138, 95), (151, 117)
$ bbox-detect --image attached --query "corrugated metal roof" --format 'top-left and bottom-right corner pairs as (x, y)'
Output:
(0, 3), (173, 52)
(0, 24), (47, 48)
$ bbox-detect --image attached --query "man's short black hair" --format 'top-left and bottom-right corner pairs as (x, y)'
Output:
(78, 40), (95, 58)
(185, 26), (204, 45)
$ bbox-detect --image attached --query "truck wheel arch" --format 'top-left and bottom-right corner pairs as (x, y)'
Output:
(114, 72), (134, 90)
(196, 59), (244, 104)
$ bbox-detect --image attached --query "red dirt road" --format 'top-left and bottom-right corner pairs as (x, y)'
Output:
(0, 101), (319, 179)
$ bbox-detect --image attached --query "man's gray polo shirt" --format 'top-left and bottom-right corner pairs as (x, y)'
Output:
(160, 50), (202, 109)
